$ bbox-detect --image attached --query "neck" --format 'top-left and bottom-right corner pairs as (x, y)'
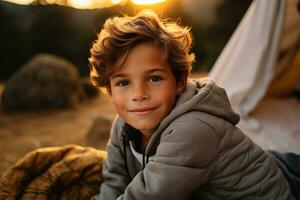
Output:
(135, 133), (151, 153)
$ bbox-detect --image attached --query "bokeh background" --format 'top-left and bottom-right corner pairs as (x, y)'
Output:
(1, 2), (300, 198)
(0, 0), (252, 80)
(0, 0), (253, 176)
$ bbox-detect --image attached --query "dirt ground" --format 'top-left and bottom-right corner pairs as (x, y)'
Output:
(0, 91), (116, 176)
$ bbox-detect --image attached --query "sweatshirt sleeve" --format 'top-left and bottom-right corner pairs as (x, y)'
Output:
(116, 116), (219, 200)
(93, 116), (130, 200)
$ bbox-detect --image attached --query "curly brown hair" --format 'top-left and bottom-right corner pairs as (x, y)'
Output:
(89, 10), (195, 90)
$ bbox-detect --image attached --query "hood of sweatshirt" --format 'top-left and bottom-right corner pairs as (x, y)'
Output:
(145, 78), (240, 156)
(176, 78), (239, 124)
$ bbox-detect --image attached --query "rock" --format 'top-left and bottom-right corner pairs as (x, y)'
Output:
(0, 128), (13, 137)
(85, 117), (112, 148)
(1, 53), (85, 112)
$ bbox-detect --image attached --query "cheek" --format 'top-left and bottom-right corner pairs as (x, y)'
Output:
(157, 88), (177, 108)
(111, 92), (127, 112)
(165, 94), (177, 108)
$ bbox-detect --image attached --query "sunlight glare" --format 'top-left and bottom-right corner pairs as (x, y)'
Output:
(131, 0), (166, 5)
(111, 0), (122, 4)
(69, 0), (93, 9)
(4, 0), (34, 5)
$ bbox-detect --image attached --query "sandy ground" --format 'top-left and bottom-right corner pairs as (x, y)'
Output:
(238, 97), (300, 153)
(0, 93), (116, 176)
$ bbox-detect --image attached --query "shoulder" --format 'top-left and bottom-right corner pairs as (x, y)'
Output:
(163, 111), (222, 139)
(167, 110), (241, 141)
(157, 111), (221, 167)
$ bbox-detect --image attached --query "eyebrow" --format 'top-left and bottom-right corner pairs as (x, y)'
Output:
(147, 68), (167, 73)
(110, 73), (128, 80)
(110, 68), (167, 80)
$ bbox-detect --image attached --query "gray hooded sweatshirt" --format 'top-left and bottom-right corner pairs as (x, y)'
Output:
(94, 79), (294, 200)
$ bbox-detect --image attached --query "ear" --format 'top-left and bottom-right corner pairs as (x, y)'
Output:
(176, 72), (188, 96)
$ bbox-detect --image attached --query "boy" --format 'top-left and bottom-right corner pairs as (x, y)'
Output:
(89, 10), (295, 200)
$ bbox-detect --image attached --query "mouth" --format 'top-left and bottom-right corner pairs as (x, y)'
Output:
(129, 107), (156, 116)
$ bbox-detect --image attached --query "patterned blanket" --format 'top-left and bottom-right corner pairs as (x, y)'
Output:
(0, 145), (106, 200)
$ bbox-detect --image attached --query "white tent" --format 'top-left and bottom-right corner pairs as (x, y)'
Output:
(209, 0), (300, 153)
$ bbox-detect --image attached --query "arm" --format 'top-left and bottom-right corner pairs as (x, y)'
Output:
(117, 116), (219, 200)
(93, 117), (130, 200)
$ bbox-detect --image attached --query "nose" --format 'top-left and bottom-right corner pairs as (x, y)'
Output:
(132, 84), (150, 102)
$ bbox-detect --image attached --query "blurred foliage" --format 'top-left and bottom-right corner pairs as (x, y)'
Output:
(0, 0), (252, 81)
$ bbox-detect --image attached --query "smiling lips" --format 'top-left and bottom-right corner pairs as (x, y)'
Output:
(129, 107), (156, 116)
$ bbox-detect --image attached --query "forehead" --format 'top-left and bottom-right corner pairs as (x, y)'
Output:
(110, 42), (171, 76)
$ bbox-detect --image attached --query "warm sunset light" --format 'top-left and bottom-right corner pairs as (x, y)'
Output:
(111, 0), (122, 4)
(4, 0), (116, 9)
(69, 0), (93, 9)
(4, 0), (34, 5)
(131, 0), (166, 5)
(4, 0), (167, 8)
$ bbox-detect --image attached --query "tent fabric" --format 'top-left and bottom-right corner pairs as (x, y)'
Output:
(209, 0), (286, 117)
(267, 0), (300, 97)
(267, 50), (300, 97)
(208, 0), (300, 153)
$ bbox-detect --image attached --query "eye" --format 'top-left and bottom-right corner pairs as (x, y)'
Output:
(115, 80), (129, 87)
(149, 75), (163, 82)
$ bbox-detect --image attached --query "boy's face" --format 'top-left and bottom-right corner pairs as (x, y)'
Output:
(109, 42), (186, 137)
